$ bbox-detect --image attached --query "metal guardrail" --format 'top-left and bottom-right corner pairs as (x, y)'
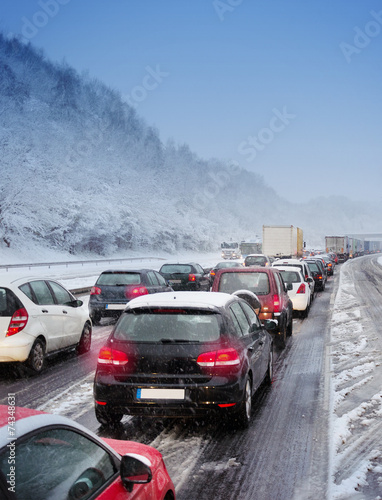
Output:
(0, 256), (166, 272)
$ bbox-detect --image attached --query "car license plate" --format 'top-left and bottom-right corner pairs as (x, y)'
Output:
(169, 279), (181, 284)
(105, 304), (126, 310)
(136, 388), (185, 400)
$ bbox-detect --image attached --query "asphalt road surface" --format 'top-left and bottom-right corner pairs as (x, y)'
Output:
(2, 257), (379, 499)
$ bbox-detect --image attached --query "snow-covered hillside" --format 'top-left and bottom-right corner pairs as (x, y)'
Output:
(1, 33), (381, 258)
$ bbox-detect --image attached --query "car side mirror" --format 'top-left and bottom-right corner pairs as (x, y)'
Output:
(287, 283), (293, 291)
(120, 454), (152, 493)
(262, 319), (278, 332)
(67, 299), (83, 307)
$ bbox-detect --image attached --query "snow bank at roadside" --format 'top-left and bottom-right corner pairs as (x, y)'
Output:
(328, 258), (382, 499)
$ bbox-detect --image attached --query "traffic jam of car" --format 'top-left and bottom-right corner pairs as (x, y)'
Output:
(0, 244), (340, 499)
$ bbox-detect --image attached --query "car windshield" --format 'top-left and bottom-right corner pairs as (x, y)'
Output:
(278, 270), (301, 283)
(113, 309), (221, 342)
(160, 265), (192, 274)
(218, 272), (270, 295)
(96, 272), (142, 285)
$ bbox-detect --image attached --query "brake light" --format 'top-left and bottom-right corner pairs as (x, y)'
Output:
(97, 346), (129, 365)
(197, 348), (240, 367)
(188, 274), (196, 282)
(273, 294), (280, 313)
(90, 286), (101, 295)
(125, 285), (149, 300)
(297, 283), (306, 294)
(6, 308), (29, 337)
(210, 270), (216, 277)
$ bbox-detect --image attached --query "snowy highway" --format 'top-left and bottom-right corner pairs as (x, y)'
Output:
(0, 254), (381, 499)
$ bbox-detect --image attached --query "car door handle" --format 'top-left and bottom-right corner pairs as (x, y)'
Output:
(42, 309), (48, 313)
(62, 310), (68, 314)
(248, 346), (254, 352)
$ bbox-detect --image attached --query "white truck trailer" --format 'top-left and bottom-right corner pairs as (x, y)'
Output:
(262, 225), (304, 259)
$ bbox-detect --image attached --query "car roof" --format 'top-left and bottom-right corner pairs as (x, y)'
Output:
(100, 269), (155, 273)
(160, 262), (200, 266)
(125, 291), (238, 310)
(272, 258), (303, 265)
(0, 406), (116, 454)
(245, 254), (268, 257)
(0, 405), (160, 464)
(272, 266), (303, 274)
(0, 276), (63, 287)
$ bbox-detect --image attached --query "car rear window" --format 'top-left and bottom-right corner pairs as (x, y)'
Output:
(245, 256), (267, 266)
(307, 262), (320, 273)
(96, 272), (142, 286)
(218, 272), (270, 295)
(0, 288), (23, 316)
(278, 270), (301, 283)
(113, 309), (221, 342)
(160, 265), (192, 274)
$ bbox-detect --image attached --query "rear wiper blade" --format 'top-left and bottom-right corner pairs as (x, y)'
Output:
(159, 338), (199, 343)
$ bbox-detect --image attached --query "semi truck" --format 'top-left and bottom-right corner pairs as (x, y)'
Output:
(262, 225), (304, 259)
(325, 236), (365, 261)
(239, 241), (262, 258)
(325, 236), (349, 262)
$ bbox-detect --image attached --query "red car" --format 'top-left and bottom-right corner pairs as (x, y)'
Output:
(211, 266), (293, 348)
(0, 405), (175, 500)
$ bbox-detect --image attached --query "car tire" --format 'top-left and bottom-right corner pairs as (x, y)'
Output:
(301, 304), (309, 319)
(27, 339), (45, 374)
(235, 377), (252, 429)
(95, 406), (123, 427)
(91, 311), (102, 326)
(265, 351), (273, 386)
(286, 314), (293, 337)
(77, 322), (92, 355)
(277, 321), (287, 348)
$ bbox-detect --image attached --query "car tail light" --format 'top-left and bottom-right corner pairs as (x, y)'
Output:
(273, 294), (280, 313)
(125, 285), (149, 300)
(6, 308), (29, 337)
(97, 346), (129, 365)
(297, 283), (306, 294)
(210, 270), (216, 277)
(197, 348), (240, 368)
(188, 274), (196, 282)
(90, 286), (101, 295)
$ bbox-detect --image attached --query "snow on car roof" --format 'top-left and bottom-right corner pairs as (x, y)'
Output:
(125, 291), (235, 310)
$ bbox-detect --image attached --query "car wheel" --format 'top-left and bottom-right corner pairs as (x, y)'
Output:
(91, 311), (102, 325)
(77, 322), (92, 355)
(95, 406), (123, 427)
(235, 377), (252, 429)
(277, 320), (287, 348)
(286, 314), (293, 337)
(265, 351), (273, 386)
(27, 339), (45, 374)
(301, 304), (309, 319)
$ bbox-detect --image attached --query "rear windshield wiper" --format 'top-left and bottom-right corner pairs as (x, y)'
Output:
(159, 338), (199, 343)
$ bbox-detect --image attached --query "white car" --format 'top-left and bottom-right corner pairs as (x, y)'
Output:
(0, 276), (92, 374)
(273, 266), (312, 318)
(272, 258), (315, 297)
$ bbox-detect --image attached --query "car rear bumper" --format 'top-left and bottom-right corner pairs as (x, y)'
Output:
(94, 377), (245, 417)
(0, 335), (33, 363)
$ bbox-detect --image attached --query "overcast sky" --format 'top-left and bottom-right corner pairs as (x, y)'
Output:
(1, 0), (381, 203)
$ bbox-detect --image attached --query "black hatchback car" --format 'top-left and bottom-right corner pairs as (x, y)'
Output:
(94, 291), (275, 429)
(88, 269), (173, 324)
(158, 263), (211, 291)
